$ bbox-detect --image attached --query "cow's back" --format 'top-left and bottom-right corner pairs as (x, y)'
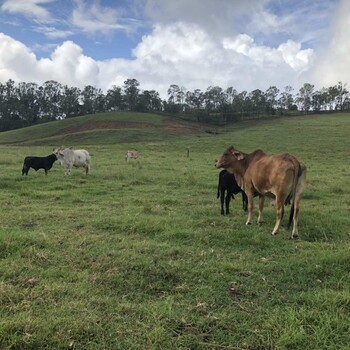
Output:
(74, 149), (90, 163)
(245, 153), (295, 194)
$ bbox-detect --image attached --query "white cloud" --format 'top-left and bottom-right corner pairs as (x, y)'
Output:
(0, 33), (38, 81)
(0, 19), (315, 99)
(71, 0), (127, 34)
(1, 0), (54, 22)
(34, 26), (74, 39)
(303, 0), (350, 88)
(144, 0), (267, 37)
(278, 40), (313, 72)
(0, 34), (99, 88)
(2, 0), (345, 99)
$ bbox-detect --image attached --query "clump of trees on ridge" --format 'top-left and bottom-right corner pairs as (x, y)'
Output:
(0, 78), (349, 131)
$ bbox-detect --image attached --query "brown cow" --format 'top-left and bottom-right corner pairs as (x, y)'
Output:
(215, 146), (307, 239)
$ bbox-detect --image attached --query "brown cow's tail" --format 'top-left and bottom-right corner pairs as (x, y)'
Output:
(288, 160), (302, 229)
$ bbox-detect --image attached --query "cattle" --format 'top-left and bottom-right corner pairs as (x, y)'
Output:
(22, 153), (57, 176)
(53, 147), (91, 175)
(217, 169), (248, 215)
(125, 150), (140, 161)
(215, 146), (307, 239)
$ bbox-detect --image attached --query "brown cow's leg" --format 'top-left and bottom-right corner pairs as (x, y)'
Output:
(291, 196), (301, 239)
(291, 169), (306, 239)
(257, 195), (265, 224)
(245, 191), (254, 225)
(272, 197), (284, 235)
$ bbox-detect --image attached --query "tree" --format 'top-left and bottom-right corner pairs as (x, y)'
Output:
(61, 85), (81, 118)
(334, 81), (348, 110)
(185, 89), (203, 111)
(40, 80), (63, 120)
(167, 84), (180, 105)
(16, 82), (41, 125)
(232, 90), (248, 118)
(166, 85), (182, 112)
(123, 78), (140, 111)
(0, 79), (21, 130)
(248, 89), (266, 116)
(106, 85), (124, 111)
(278, 85), (294, 113)
(204, 86), (225, 112)
(296, 83), (314, 112)
(265, 86), (279, 114)
(137, 90), (162, 112)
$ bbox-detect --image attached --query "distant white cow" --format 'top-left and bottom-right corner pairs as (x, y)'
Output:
(125, 150), (140, 161)
(54, 147), (91, 175)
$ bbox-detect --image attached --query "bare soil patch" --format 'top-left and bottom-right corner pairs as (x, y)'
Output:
(56, 118), (201, 136)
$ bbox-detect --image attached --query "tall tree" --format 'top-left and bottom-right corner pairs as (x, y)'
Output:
(16, 82), (40, 125)
(296, 83), (314, 112)
(61, 85), (81, 118)
(278, 85), (294, 113)
(40, 80), (63, 120)
(167, 84), (182, 112)
(249, 89), (266, 116)
(123, 78), (140, 111)
(265, 86), (279, 114)
(185, 89), (203, 110)
(106, 85), (124, 111)
(204, 86), (225, 112)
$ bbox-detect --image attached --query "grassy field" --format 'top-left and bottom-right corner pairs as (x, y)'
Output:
(0, 112), (349, 349)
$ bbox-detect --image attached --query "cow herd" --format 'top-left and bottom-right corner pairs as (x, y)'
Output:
(215, 146), (306, 239)
(22, 145), (306, 239)
(22, 147), (91, 176)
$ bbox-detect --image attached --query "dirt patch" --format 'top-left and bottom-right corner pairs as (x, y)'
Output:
(162, 119), (200, 134)
(56, 120), (152, 135)
(56, 118), (201, 136)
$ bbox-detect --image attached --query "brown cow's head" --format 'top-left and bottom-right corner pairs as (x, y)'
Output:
(215, 145), (247, 169)
(215, 146), (235, 168)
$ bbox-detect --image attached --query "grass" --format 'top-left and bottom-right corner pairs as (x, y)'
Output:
(0, 112), (349, 349)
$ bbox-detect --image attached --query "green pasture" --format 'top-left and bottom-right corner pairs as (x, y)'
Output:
(0, 113), (349, 349)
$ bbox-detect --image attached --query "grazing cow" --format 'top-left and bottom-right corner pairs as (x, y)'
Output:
(217, 170), (248, 215)
(22, 153), (57, 176)
(53, 147), (91, 175)
(215, 146), (307, 239)
(125, 150), (140, 161)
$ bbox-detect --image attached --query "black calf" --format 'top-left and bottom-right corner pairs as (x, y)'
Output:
(217, 170), (248, 215)
(22, 154), (57, 176)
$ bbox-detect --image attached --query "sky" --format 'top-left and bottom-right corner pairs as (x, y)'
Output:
(0, 0), (347, 98)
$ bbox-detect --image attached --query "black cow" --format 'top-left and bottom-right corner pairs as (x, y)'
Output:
(22, 154), (57, 176)
(217, 170), (248, 215)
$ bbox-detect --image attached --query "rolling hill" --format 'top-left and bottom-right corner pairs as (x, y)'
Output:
(0, 112), (211, 145)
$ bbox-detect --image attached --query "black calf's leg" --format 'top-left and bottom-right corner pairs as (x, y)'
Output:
(225, 190), (233, 215)
(220, 189), (225, 215)
(22, 165), (29, 175)
(242, 192), (248, 211)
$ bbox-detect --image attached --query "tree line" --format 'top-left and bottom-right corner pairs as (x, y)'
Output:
(0, 78), (349, 131)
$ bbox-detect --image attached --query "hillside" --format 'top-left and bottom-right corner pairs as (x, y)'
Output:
(0, 112), (211, 145)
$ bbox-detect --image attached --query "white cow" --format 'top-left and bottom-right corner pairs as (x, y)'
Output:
(125, 150), (140, 161)
(54, 147), (91, 175)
